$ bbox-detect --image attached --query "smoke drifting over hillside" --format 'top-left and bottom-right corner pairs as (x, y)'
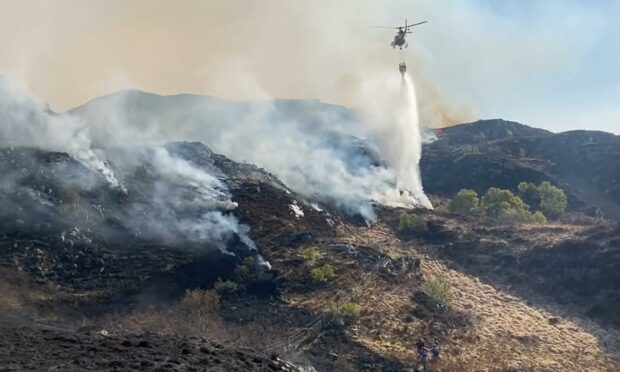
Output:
(0, 78), (256, 255)
(0, 0), (475, 129)
(0, 1), (444, 226)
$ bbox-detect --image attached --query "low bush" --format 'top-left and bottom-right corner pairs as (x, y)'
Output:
(422, 274), (453, 303)
(330, 301), (361, 321)
(310, 264), (336, 283)
(340, 302), (361, 319)
(300, 246), (320, 265)
(213, 278), (239, 295)
(398, 212), (428, 235)
(532, 211), (547, 224)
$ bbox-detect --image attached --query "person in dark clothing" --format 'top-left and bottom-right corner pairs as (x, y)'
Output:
(415, 338), (425, 357)
(417, 346), (429, 371)
(431, 341), (440, 365)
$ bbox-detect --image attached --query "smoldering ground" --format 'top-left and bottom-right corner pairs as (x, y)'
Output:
(0, 78), (259, 257)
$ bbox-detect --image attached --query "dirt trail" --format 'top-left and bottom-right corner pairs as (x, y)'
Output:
(336, 222), (618, 371)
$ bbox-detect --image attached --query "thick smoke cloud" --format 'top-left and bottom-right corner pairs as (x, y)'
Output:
(0, 0), (474, 128)
(0, 1), (457, 224)
(64, 80), (435, 221)
(1, 0), (617, 133)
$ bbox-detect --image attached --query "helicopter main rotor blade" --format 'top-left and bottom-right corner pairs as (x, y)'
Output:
(405, 21), (428, 28)
(372, 26), (401, 29)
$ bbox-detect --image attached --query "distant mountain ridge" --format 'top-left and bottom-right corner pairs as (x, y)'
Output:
(422, 119), (620, 218)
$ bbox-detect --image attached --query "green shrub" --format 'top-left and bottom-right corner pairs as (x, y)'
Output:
(213, 278), (239, 294)
(340, 302), (361, 319)
(300, 246), (320, 265)
(538, 181), (567, 218)
(422, 274), (453, 303)
(481, 187), (533, 222)
(518, 181), (540, 207)
(518, 181), (567, 219)
(532, 211), (547, 224)
(398, 212), (428, 235)
(331, 302), (361, 321)
(449, 189), (481, 216)
(310, 264), (336, 283)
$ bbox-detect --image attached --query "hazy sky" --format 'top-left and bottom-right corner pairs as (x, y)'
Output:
(0, 0), (618, 133)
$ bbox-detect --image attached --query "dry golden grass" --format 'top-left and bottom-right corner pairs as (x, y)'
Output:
(297, 222), (620, 371)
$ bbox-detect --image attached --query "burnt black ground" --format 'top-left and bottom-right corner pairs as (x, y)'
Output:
(0, 327), (297, 371)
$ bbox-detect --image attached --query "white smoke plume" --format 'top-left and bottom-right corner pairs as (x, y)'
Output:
(0, 77), (258, 255)
(48, 57), (434, 222)
(0, 77), (123, 190)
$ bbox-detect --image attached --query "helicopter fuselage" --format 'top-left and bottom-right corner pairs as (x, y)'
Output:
(392, 34), (406, 48)
(391, 30), (407, 49)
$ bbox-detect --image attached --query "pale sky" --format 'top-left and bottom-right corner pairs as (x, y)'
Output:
(0, 0), (618, 133)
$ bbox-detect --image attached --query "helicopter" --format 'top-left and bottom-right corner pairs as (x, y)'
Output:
(374, 19), (428, 49)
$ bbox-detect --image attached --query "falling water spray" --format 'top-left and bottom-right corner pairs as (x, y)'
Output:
(394, 71), (433, 209)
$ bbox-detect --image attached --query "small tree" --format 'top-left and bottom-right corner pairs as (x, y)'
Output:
(538, 181), (567, 218)
(518, 181), (540, 208)
(481, 187), (538, 222)
(449, 189), (481, 216)
(518, 181), (567, 219)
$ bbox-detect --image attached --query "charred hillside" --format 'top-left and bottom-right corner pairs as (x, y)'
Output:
(0, 142), (334, 301)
